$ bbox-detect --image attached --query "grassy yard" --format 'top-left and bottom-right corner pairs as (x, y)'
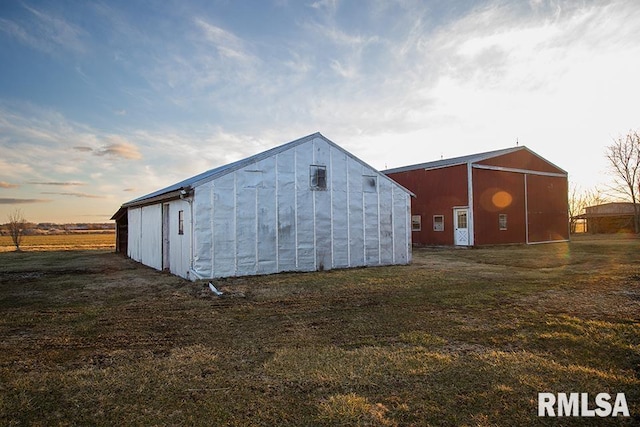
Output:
(0, 235), (638, 426)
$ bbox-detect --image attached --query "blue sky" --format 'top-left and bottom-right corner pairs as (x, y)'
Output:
(1, 0), (639, 223)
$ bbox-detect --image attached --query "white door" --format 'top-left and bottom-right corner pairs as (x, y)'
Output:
(454, 208), (469, 246)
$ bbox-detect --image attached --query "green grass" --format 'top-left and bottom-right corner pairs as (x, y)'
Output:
(0, 235), (639, 426)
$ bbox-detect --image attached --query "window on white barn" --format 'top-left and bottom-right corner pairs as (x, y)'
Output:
(433, 215), (444, 231)
(178, 210), (184, 235)
(411, 215), (422, 231)
(363, 175), (377, 193)
(310, 165), (327, 190)
(499, 213), (507, 230)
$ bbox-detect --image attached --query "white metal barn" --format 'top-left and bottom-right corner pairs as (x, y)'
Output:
(112, 133), (413, 280)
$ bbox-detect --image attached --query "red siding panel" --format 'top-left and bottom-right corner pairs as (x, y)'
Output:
(473, 168), (527, 245)
(387, 164), (468, 245)
(526, 174), (569, 242)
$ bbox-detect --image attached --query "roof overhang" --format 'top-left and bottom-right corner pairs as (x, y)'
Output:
(111, 186), (193, 219)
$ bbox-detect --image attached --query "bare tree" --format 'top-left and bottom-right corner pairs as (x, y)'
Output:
(605, 130), (640, 233)
(568, 184), (607, 233)
(7, 208), (28, 251)
(568, 184), (585, 234)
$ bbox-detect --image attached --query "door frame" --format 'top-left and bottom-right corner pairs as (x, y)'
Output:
(453, 207), (470, 246)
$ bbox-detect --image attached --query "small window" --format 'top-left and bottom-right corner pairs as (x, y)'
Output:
(178, 210), (184, 235)
(411, 215), (422, 231)
(499, 213), (507, 230)
(363, 175), (377, 193)
(310, 165), (327, 190)
(456, 210), (468, 229)
(433, 215), (444, 232)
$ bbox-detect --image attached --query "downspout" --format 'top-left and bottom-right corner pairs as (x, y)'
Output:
(180, 187), (198, 281)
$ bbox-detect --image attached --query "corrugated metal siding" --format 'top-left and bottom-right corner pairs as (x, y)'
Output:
(140, 204), (162, 270)
(526, 174), (569, 242)
(127, 205), (163, 269)
(472, 168), (527, 245)
(386, 164), (468, 246)
(127, 207), (141, 262)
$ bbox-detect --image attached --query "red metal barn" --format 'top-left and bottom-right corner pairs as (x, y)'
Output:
(384, 146), (569, 246)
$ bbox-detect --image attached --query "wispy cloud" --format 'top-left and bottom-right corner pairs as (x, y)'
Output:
(309, 0), (339, 13)
(41, 192), (104, 199)
(194, 18), (255, 64)
(0, 181), (19, 189)
(0, 198), (52, 205)
(329, 59), (359, 79)
(96, 138), (142, 160)
(0, 4), (86, 56)
(28, 181), (86, 186)
(73, 146), (93, 152)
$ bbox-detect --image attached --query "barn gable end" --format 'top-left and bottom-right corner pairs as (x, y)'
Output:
(475, 147), (567, 176)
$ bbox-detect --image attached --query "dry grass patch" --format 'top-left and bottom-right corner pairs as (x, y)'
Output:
(0, 233), (114, 252)
(1, 236), (639, 425)
(318, 393), (394, 426)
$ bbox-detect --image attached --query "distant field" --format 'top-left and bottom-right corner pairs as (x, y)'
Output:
(0, 235), (638, 425)
(0, 233), (115, 252)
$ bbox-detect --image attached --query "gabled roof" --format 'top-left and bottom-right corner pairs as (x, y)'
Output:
(382, 146), (525, 174)
(118, 132), (413, 210)
(584, 202), (639, 215)
(382, 146), (566, 175)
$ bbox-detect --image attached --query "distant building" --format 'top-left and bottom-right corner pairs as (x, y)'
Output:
(580, 202), (639, 233)
(111, 133), (413, 280)
(384, 146), (569, 246)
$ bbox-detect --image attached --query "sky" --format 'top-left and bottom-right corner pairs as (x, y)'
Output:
(1, 0), (639, 223)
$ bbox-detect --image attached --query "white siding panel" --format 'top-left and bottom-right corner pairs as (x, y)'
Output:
(348, 159), (365, 267)
(379, 178), (394, 265)
(192, 183), (213, 279)
(363, 187), (380, 265)
(140, 204), (162, 270)
(276, 150), (297, 272)
(392, 186), (411, 265)
(331, 149), (349, 268)
(127, 207), (142, 262)
(213, 174), (236, 277)
(257, 157), (278, 274)
(236, 170), (258, 276)
(295, 143), (315, 271)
